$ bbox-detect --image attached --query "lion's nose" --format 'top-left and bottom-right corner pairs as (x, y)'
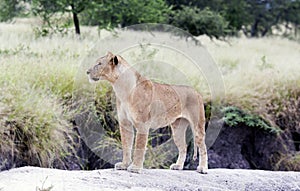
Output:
(86, 70), (90, 75)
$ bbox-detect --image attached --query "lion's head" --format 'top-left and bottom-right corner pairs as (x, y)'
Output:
(87, 52), (120, 83)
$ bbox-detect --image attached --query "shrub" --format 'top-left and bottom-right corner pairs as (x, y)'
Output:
(170, 6), (229, 39)
(222, 106), (282, 134)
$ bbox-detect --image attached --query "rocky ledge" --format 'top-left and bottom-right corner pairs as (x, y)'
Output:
(0, 167), (299, 191)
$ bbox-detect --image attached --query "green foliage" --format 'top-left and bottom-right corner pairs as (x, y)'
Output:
(170, 6), (229, 39)
(243, 0), (300, 37)
(31, 0), (88, 17)
(222, 0), (252, 34)
(3, 0), (299, 38)
(32, 14), (73, 38)
(0, 0), (26, 22)
(222, 106), (282, 134)
(166, 0), (246, 35)
(31, 0), (90, 35)
(283, 0), (300, 25)
(166, 0), (300, 38)
(80, 0), (170, 29)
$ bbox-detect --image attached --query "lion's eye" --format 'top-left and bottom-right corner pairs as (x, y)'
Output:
(98, 62), (102, 65)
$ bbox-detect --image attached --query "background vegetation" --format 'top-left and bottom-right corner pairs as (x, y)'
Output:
(0, 0), (299, 171)
(0, 0), (299, 39)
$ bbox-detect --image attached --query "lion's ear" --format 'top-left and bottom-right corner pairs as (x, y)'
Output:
(113, 56), (118, 66)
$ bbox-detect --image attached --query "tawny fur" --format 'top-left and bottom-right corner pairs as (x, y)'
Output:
(87, 52), (208, 174)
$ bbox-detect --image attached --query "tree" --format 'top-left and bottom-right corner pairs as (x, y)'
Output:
(166, 0), (247, 36)
(80, 0), (171, 29)
(0, 0), (25, 22)
(170, 6), (229, 39)
(31, 0), (90, 35)
(281, 0), (300, 37)
(222, 0), (252, 35)
(166, 0), (224, 11)
(243, 0), (300, 37)
(166, 0), (300, 38)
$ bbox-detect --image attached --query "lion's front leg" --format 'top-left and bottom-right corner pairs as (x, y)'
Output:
(115, 120), (134, 170)
(127, 129), (149, 173)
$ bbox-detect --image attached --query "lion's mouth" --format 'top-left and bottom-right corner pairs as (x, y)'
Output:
(87, 75), (100, 83)
(91, 77), (99, 81)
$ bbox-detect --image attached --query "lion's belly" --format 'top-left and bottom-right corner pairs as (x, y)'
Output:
(147, 116), (179, 130)
(127, 100), (181, 129)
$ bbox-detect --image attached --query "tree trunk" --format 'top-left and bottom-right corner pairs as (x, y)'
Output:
(295, 24), (298, 38)
(71, 4), (80, 35)
(251, 18), (259, 37)
(262, 11), (283, 37)
(261, 27), (269, 37)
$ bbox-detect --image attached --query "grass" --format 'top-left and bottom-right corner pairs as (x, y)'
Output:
(0, 18), (299, 169)
(0, 19), (90, 168)
(0, 86), (69, 167)
(199, 35), (300, 110)
(36, 176), (54, 191)
(274, 153), (300, 171)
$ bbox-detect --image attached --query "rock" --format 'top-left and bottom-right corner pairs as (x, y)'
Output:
(184, 121), (297, 171)
(0, 166), (299, 191)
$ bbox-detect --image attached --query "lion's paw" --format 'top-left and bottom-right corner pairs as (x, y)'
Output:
(170, 163), (183, 170)
(196, 166), (208, 174)
(127, 164), (142, 173)
(115, 162), (129, 170)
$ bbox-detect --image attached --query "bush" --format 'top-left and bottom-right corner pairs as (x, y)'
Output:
(0, 0), (25, 22)
(170, 6), (229, 39)
(222, 106), (282, 134)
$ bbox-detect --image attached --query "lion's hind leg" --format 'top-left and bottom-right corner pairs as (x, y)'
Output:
(195, 122), (208, 174)
(170, 118), (189, 170)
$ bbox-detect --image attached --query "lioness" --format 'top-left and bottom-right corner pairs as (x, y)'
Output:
(87, 52), (208, 174)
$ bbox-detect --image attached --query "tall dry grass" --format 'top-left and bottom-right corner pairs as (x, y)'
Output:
(198, 35), (300, 122)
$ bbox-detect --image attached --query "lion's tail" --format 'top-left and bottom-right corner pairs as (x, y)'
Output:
(193, 139), (198, 161)
(193, 93), (206, 161)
